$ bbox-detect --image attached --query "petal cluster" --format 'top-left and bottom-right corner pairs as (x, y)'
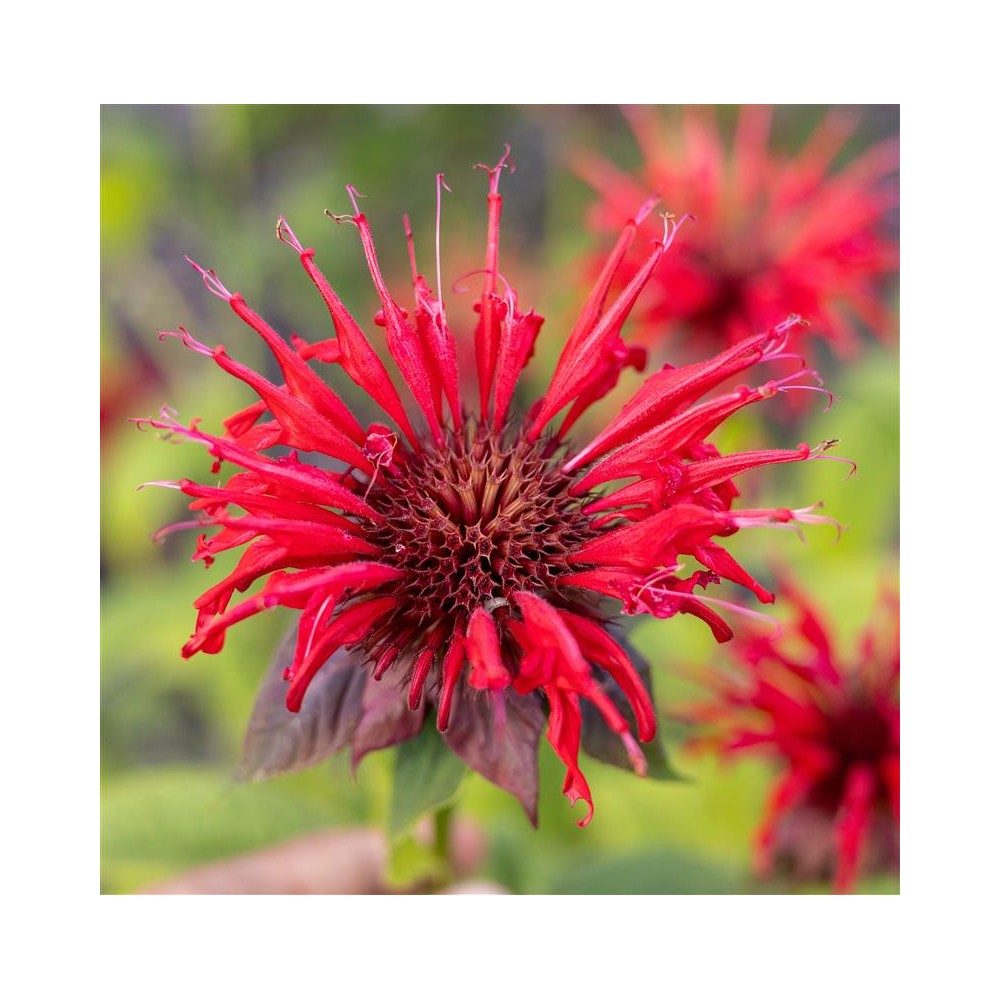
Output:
(685, 579), (900, 891)
(576, 106), (899, 356)
(140, 150), (833, 825)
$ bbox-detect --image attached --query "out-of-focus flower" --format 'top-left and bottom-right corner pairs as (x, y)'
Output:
(139, 149), (837, 826)
(576, 106), (899, 357)
(101, 325), (167, 452)
(684, 578), (899, 891)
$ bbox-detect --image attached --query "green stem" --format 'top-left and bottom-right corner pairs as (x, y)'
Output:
(432, 803), (455, 876)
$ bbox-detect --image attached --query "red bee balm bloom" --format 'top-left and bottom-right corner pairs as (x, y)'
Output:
(577, 106), (899, 356)
(686, 580), (900, 891)
(140, 151), (836, 826)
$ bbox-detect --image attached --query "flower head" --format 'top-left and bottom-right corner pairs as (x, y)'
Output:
(576, 106), (899, 357)
(684, 578), (900, 891)
(139, 149), (835, 826)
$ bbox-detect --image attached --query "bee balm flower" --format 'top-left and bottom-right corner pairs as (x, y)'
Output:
(140, 150), (835, 826)
(576, 106), (899, 357)
(685, 579), (900, 891)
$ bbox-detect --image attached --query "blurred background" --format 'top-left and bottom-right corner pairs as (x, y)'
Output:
(100, 105), (899, 894)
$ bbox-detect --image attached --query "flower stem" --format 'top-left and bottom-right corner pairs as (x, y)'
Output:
(432, 803), (455, 874)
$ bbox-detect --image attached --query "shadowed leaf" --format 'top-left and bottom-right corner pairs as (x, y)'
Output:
(582, 636), (682, 781)
(443, 686), (545, 825)
(350, 662), (425, 771)
(237, 628), (367, 781)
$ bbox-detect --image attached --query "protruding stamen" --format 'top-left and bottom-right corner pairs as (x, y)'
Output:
(733, 502), (845, 542)
(451, 267), (514, 298)
(136, 480), (182, 491)
(184, 256), (233, 300)
(474, 144), (513, 189)
(809, 439), (857, 478)
(403, 215), (419, 283)
(158, 326), (214, 357)
(362, 426), (397, 501)
(345, 184), (366, 216)
(777, 383), (837, 411)
(324, 209), (357, 227)
(659, 211), (693, 251)
(151, 519), (205, 544)
(630, 570), (782, 633)
(436, 172), (450, 313)
(761, 314), (809, 358)
(302, 593), (336, 664)
(276, 216), (305, 253)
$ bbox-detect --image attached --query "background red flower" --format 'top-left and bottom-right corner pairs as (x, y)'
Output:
(576, 105), (899, 360)
(684, 576), (900, 892)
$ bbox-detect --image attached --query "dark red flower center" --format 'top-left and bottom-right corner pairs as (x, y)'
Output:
(367, 423), (599, 648)
(827, 699), (893, 763)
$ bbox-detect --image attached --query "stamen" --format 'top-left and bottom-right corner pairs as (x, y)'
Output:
(809, 439), (857, 477)
(659, 211), (693, 251)
(436, 172), (450, 312)
(764, 352), (809, 370)
(451, 267), (514, 298)
(151, 519), (205, 544)
(136, 480), (181, 491)
(132, 405), (185, 438)
(302, 593), (336, 665)
(776, 383), (837, 411)
(276, 216), (305, 253)
(345, 184), (366, 216)
(184, 256), (233, 300)
(630, 571), (781, 633)
(158, 326), (214, 357)
(324, 209), (357, 227)
(761, 314), (808, 358)
(403, 215), (419, 283)
(362, 427), (397, 501)
(474, 144), (513, 188)
(733, 502), (845, 542)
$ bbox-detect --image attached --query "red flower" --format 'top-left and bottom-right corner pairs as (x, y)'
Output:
(576, 106), (899, 357)
(139, 149), (837, 826)
(684, 578), (900, 891)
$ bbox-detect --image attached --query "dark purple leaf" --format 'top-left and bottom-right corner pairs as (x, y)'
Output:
(443, 685), (545, 825)
(237, 627), (367, 781)
(350, 661), (426, 771)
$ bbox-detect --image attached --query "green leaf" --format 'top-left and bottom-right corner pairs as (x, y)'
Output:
(389, 722), (467, 835)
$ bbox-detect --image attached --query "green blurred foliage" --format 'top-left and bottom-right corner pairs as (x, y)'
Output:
(101, 105), (898, 895)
